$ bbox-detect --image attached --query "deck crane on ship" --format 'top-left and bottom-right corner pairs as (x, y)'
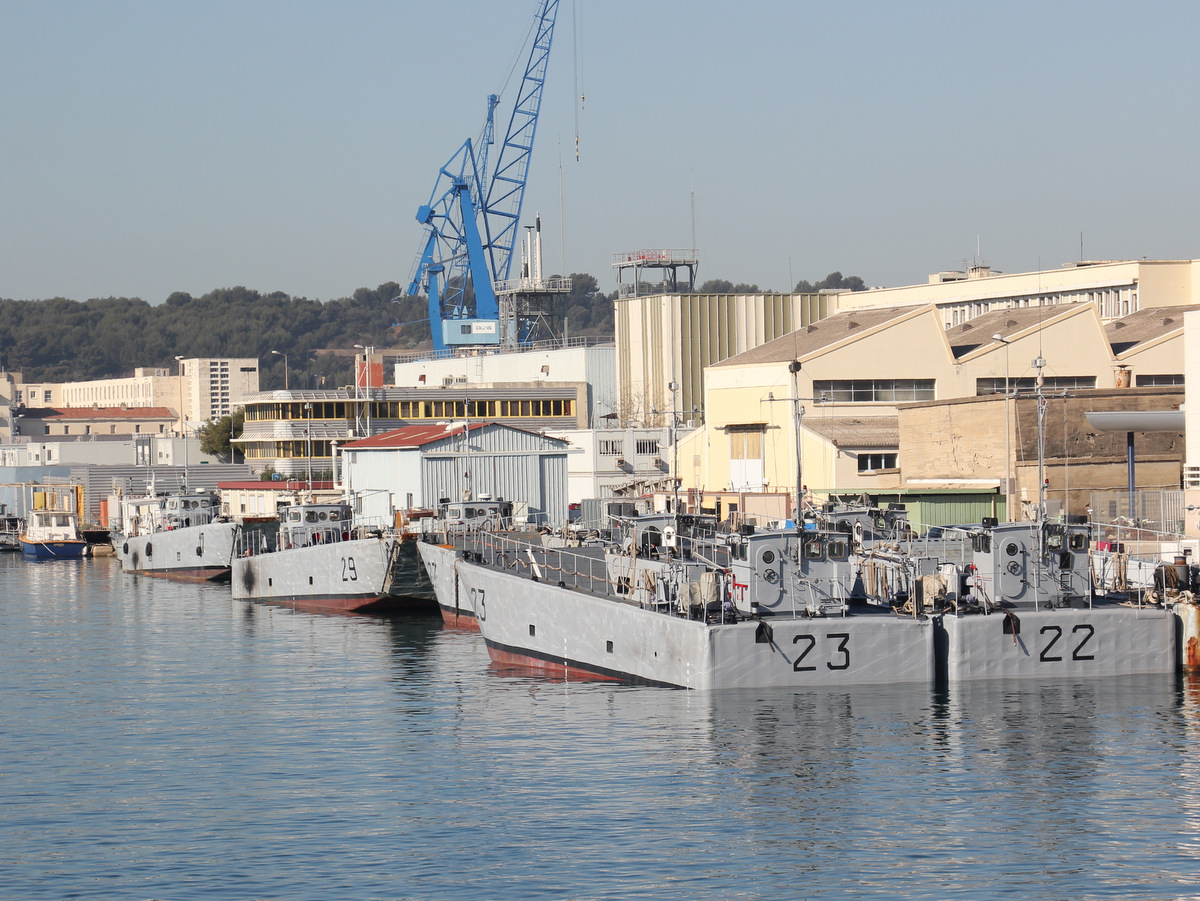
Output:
(405, 0), (569, 355)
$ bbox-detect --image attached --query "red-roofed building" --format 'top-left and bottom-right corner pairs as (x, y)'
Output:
(14, 406), (179, 440)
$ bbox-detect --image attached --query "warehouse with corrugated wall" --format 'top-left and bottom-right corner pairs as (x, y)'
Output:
(342, 422), (570, 529)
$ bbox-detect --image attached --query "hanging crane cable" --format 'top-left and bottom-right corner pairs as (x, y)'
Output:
(573, 0), (584, 160)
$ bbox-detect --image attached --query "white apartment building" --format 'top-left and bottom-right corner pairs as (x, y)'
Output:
(175, 357), (260, 426)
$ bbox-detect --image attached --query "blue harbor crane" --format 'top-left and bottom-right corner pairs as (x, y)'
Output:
(406, 0), (559, 354)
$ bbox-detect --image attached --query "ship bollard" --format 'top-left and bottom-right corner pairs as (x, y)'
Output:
(1179, 599), (1200, 672)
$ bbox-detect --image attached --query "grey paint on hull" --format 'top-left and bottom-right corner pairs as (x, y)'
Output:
(117, 522), (237, 579)
(459, 563), (935, 691)
(231, 536), (396, 605)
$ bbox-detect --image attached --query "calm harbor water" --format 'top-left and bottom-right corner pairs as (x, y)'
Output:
(4, 554), (1200, 900)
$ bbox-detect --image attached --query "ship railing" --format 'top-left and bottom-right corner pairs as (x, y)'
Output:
(162, 508), (221, 530)
(448, 527), (739, 616)
(450, 529), (639, 603)
(417, 511), (553, 541)
(351, 515), (393, 537)
(234, 514), (390, 556)
(1088, 519), (1193, 600)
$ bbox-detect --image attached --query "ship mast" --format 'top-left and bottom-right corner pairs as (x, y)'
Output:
(1035, 354), (1047, 524)
(789, 360), (804, 523)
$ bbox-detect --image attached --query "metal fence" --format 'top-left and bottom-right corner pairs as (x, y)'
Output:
(1088, 489), (1187, 536)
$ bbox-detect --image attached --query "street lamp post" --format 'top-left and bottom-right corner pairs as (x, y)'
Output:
(270, 350), (288, 390)
(304, 402), (313, 491)
(174, 355), (191, 486)
(992, 334), (1012, 520)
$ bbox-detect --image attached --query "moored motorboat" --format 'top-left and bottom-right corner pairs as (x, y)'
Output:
(19, 508), (89, 560)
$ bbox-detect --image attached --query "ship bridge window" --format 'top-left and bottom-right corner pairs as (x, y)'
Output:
(827, 539), (848, 560)
(640, 527), (663, 554)
(802, 538), (824, 560)
(1045, 525), (1065, 551)
(305, 511), (318, 523)
(970, 533), (992, 554)
(1068, 532), (1087, 551)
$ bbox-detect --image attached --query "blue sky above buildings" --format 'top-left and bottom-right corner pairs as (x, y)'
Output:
(2, 0), (1198, 304)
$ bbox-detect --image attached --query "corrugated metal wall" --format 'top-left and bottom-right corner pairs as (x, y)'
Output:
(419, 425), (569, 526)
(68, 462), (256, 523)
(617, 292), (833, 429)
(905, 495), (1006, 531)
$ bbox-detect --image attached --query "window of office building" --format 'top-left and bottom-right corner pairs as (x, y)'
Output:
(857, 452), (898, 472)
(975, 376), (1097, 395)
(813, 379), (935, 403)
(1136, 373), (1184, 387)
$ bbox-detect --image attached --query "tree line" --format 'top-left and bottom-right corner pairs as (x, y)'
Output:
(0, 270), (863, 386)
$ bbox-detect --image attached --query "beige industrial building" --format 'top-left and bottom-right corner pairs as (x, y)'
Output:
(13, 406), (178, 440)
(674, 301), (1189, 525)
(614, 262), (1200, 443)
(392, 339), (618, 426)
(614, 292), (832, 428)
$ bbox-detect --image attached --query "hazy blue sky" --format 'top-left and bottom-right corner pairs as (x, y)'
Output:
(3, 0), (1198, 304)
